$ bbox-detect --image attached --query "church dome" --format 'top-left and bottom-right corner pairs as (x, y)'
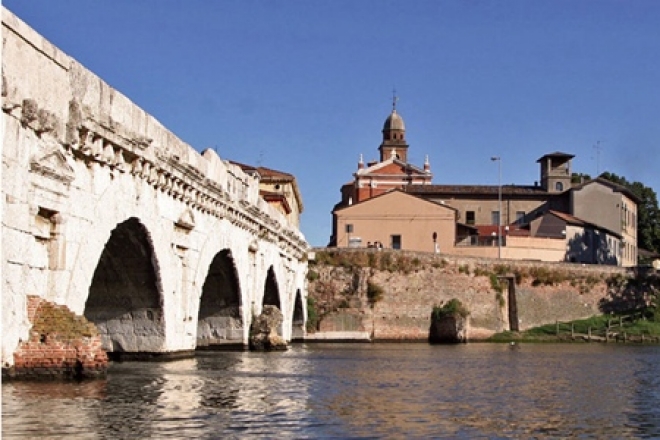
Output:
(383, 110), (405, 131)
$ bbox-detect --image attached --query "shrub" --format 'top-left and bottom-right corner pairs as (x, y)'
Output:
(307, 269), (319, 282)
(492, 264), (511, 275)
(489, 273), (503, 293)
(306, 297), (319, 332)
(473, 266), (490, 277)
(513, 268), (526, 285)
(529, 266), (567, 286)
(366, 280), (385, 306)
(379, 253), (393, 272)
(496, 291), (506, 307)
(433, 299), (469, 319)
(395, 255), (413, 274)
(367, 252), (377, 268)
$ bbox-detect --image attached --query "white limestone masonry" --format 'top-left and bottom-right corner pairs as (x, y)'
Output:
(1, 8), (309, 366)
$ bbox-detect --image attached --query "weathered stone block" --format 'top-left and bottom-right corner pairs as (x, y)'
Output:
(249, 305), (287, 351)
(429, 315), (468, 344)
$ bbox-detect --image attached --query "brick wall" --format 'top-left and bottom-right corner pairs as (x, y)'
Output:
(3, 296), (108, 379)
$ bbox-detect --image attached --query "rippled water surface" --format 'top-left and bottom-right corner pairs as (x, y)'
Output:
(3, 343), (660, 439)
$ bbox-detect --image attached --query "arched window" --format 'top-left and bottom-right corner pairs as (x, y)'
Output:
(555, 182), (564, 191)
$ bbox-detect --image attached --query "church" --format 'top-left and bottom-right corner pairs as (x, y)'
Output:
(329, 101), (639, 267)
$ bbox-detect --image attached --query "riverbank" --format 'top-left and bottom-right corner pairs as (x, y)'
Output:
(488, 313), (660, 343)
(307, 249), (659, 342)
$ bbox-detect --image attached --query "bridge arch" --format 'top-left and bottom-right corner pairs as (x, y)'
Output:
(292, 289), (305, 339)
(263, 265), (281, 310)
(196, 249), (244, 348)
(84, 217), (165, 353)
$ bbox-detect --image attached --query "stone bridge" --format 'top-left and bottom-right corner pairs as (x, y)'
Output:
(1, 9), (309, 366)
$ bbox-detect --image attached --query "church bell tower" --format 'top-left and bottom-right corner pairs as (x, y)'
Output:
(378, 94), (409, 162)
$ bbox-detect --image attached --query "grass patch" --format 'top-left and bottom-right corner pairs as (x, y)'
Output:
(489, 310), (660, 342)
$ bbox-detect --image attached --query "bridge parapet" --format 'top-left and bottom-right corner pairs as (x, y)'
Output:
(2, 7), (307, 260)
(62, 115), (306, 259)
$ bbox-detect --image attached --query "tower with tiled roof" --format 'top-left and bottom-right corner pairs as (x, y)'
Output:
(378, 94), (409, 162)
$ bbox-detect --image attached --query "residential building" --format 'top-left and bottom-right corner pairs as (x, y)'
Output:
(329, 106), (639, 266)
(232, 162), (304, 229)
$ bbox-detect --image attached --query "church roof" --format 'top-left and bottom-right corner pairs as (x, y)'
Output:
(356, 157), (428, 177)
(383, 109), (405, 131)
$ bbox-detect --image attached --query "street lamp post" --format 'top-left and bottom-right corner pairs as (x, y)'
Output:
(491, 156), (502, 259)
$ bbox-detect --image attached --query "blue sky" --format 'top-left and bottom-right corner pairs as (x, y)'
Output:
(5, 1), (659, 246)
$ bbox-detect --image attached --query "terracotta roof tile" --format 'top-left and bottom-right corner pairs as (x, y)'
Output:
(404, 184), (549, 196)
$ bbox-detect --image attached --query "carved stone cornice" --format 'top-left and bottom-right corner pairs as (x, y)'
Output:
(62, 121), (308, 257)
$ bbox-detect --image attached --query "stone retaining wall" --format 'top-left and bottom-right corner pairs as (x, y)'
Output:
(308, 248), (630, 341)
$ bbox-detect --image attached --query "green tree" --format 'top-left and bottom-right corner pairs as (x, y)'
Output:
(600, 172), (660, 254)
(571, 172), (592, 184)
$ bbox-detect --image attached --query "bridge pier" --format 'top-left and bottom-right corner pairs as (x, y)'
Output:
(1, 8), (309, 368)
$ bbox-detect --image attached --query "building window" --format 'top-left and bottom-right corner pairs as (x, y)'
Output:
(345, 224), (353, 233)
(466, 211), (475, 225)
(391, 235), (401, 250)
(555, 182), (564, 191)
(516, 211), (525, 223)
(491, 211), (500, 226)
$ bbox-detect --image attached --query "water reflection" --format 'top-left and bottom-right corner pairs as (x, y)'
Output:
(3, 343), (660, 439)
(628, 349), (660, 438)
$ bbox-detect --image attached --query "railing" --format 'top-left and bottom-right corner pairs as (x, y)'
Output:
(455, 236), (507, 247)
(553, 312), (658, 343)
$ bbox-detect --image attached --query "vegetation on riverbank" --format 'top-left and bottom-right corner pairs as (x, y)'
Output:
(489, 311), (660, 343)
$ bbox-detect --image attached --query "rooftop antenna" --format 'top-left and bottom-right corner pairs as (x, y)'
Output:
(593, 141), (603, 176)
(392, 88), (399, 111)
(257, 150), (264, 167)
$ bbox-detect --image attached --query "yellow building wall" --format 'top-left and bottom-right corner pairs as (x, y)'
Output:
(449, 236), (566, 261)
(335, 191), (456, 253)
(260, 181), (302, 229)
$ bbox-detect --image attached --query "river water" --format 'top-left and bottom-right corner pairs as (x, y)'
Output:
(3, 343), (660, 439)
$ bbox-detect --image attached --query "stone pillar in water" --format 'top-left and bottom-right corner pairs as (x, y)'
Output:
(249, 305), (288, 351)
